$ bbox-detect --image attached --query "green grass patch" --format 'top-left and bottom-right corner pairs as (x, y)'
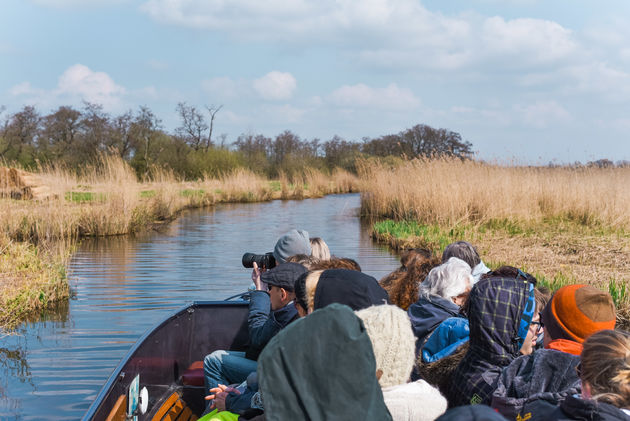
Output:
(372, 219), (477, 251)
(140, 190), (156, 198)
(180, 189), (205, 198)
(64, 191), (106, 203)
(269, 181), (282, 192)
(608, 279), (629, 309)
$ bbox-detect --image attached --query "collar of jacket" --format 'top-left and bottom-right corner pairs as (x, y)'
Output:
(545, 339), (583, 356)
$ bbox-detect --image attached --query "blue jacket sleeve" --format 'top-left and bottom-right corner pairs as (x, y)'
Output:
(245, 291), (280, 359)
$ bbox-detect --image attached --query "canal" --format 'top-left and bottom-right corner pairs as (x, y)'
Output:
(0, 193), (400, 420)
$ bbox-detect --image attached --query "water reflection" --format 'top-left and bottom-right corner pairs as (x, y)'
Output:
(0, 194), (400, 420)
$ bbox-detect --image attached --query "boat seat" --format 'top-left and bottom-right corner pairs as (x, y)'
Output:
(152, 391), (198, 421)
(105, 394), (127, 421)
(181, 361), (204, 387)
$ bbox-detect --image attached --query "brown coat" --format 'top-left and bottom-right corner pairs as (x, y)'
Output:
(415, 342), (469, 401)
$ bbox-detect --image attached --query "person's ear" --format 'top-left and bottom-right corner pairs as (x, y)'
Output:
(281, 288), (288, 301)
(376, 369), (383, 381)
(581, 381), (592, 399)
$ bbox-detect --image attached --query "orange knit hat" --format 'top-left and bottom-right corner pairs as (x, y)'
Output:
(541, 284), (616, 343)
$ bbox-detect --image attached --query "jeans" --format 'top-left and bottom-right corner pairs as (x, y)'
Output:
(203, 350), (258, 394)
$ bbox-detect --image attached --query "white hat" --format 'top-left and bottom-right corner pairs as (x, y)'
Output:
(355, 304), (416, 388)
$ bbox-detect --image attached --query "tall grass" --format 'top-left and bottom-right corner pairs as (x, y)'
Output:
(360, 158), (630, 229)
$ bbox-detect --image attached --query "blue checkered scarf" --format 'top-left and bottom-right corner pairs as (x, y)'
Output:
(447, 274), (535, 407)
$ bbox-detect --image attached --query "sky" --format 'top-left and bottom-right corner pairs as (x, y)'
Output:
(2, 0), (630, 163)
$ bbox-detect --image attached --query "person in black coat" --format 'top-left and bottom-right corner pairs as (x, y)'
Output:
(520, 329), (630, 420)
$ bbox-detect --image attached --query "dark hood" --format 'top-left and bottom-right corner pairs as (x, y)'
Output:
(436, 405), (508, 421)
(314, 269), (389, 311)
(257, 303), (392, 421)
(408, 295), (461, 350)
(467, 276), (533, 364)
(491, 349), (581, 419)
(557, 395), (630, 421)
(448, 275), (534, 407)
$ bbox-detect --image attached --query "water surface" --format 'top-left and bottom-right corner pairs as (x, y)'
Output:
(0, 194), (400, 420)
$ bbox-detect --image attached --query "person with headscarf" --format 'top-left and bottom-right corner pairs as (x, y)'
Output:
(257, 303), (393, 420)
(447, 266), (537, 407)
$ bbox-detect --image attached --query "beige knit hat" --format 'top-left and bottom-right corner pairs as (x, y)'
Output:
(355, 304), (416, 388)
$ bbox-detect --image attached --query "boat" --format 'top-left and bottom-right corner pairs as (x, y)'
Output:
(82, 296), (251, 421)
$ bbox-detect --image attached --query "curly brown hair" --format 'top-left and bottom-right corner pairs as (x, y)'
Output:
(309, 257), (361, 272)
(380, 249), (440, 310)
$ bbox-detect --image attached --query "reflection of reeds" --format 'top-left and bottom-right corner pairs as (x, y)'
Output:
(360, 158), (630, 329)
(0, 155), (360, 330)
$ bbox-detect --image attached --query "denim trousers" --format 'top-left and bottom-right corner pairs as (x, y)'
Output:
(203, 350), (258, 393)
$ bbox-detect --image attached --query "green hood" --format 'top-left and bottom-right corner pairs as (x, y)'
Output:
(258, 303), (392, 421)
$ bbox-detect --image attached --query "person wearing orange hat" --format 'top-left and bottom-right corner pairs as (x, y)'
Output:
(491, 284), (617, 419)
(541, 284), (617, 355)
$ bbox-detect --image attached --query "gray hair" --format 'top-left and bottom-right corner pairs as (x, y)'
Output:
(442, 241), (481, 269)
(419, 257), (473, 301)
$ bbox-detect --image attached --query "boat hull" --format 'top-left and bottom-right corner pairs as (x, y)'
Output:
(83, 301), (250, 421)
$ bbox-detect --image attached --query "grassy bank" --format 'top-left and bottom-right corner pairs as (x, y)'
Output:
(0, 156), (360, 330)
(360, 158), (630, 329)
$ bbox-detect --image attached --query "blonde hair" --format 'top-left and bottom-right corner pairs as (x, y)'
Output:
(305, 270), (324, 313)
(309, 237), (331, 260)
(581, 329), (630, 409)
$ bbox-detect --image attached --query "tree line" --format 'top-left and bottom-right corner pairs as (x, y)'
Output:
(0, 102), (474, 179)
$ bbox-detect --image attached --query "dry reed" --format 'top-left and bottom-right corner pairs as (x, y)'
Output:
(359, 157), (630, 229)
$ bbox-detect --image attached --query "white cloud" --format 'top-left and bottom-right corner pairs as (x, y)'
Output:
(252, 71), (297, 101)
(57, 64), (126, 108)
(9, 82), (41, 97)
(515, 100), (571, 128)
(481, 17), (577, 67)
(562, 63), (630, 101)
(9, 64), (128, 111)
(329, 83), (420, 109)
(29, 0), (127, 7)
(139, 0), (581, 73)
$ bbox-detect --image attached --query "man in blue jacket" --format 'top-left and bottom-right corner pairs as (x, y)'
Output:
(203, 261), (306, 402)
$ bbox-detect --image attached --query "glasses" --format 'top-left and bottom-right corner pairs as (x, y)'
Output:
(575, 363), (582, 377)
(530, 321), (542, 331)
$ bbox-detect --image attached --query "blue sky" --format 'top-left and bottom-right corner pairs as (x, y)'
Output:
(2, 0), (630, 163)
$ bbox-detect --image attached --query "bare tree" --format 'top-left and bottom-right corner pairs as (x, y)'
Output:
(204, 104), (223, 152)
(176, 102), (208, 151)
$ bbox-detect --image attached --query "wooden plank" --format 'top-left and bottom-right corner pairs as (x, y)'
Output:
(175, 406), (191, 421)
(161, 398), (184, 421)
(151, 392), (180, 421)
(105, 395), (127, 421)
